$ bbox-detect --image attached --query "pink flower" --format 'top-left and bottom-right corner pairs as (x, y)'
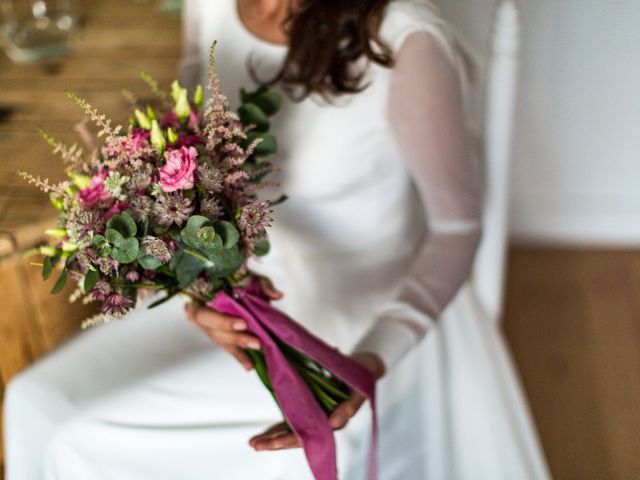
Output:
(105, 201), (129, 220)
(175, 134), (202, 148)
(160, 111), (180, 129)
(130, 129), (150, 150)
(78, 172), (110, 207)
(159, 146), (197, 192)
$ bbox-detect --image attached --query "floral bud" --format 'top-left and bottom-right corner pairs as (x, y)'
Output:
(174, 89), (191, 122)
(134, 109), (152, 130)
(194, 84), (203, 109)
(68, 172), (91, 189)
(167, 128), (178, 144)
(45, 228), (68, 239)
(150, 120), (166, 151)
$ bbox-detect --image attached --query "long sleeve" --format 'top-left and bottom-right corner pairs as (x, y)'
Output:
(353, 31), (483, 370)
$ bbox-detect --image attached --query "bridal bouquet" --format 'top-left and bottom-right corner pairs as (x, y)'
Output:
(20, 44), (376, 480)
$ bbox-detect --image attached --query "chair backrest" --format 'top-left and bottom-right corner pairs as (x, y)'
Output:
(434, 0), (522, 324)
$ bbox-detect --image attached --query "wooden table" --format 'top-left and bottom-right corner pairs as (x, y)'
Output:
(0, 1), (182, 472)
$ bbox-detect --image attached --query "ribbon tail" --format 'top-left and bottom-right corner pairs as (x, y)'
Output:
(209, 292), (338, 480)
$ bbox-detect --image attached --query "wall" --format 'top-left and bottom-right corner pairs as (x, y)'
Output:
(436, 0), (640, 245)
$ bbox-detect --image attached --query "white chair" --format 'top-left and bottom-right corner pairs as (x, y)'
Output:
(435, 0), (522, 324)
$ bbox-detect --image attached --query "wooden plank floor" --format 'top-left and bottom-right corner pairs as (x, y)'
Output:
(504, 248), (640, 480)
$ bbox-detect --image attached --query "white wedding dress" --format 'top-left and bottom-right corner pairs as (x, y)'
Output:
(3, 1), (551, 479)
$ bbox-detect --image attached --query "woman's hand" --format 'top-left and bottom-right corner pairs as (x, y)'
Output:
(248, 351), (386, 451)
(184, 276), (283, 371)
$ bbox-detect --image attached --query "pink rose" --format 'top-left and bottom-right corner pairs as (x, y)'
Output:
(104, 201), (129, 220)
(78, 172), (111, 207)
(159, 146), (197, 192)
(130, 129), (150, 150)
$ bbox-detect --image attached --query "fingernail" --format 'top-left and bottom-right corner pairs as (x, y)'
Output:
(248, 340), (261, 350)
(233, 321), (246, 331)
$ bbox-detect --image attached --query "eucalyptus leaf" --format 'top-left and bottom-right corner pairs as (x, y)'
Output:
(106, 211), (137, 238)
(238, 103), (269, 132)
(176, 250), (208, 288)
(214, 221), (240, 249)
(138, 254), (162, 270)
(208, 244), (245, 278)
(181, 215), (212, 249)
(51, 271), (68, 294)
(93, 234), (107, 248)
(110, 237), (139, 264)
(42, 256), (53, 280)
(254, 240), (271, 257)
(245, 132), (278, 157)
(253, 91), (282, 116)
(105, 228), (124, 245)
(84, 269), (99, 292)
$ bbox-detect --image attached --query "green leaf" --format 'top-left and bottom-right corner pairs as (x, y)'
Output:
(93, 234), (107, 248)
(245, 132), (277, 157)
(107, 212), (137, 238)
(139, 218), (149, 237)
(254, 91), (282, 116)
(181, 215), (212, 249)
(207, 244), (245, 277)
(254, 240), (271, 257)
(110, 237), (139, 264)
(84, 269), (99, 292)
(51, 270), (68, 294)
(42, 256), (53, 280)
(214, 221), (240, 249)
(238, 103), (269, 132)
(105, 228), (124, 245)
(138, 254), (162, 270)
(176, 250), (208, 288)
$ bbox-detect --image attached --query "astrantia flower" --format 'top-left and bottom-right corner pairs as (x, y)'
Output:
(238, 200), (272, 237)
(197, 163), (225, 193)
(141, 236), (172, 263)
(102, 293), (134, 318)
(128, 164), (153, 191)
(103, 171), (130, 199)
(159, 146), (197, 192)
(200, 195), (223, 221)
(125, 270), (140, 283)
(129, 195), (153, 222)
(68, 209), (105, 241)
(153, 193), (194, 227)
(185, 277), (214, 300)
(89, 279), (112, 302)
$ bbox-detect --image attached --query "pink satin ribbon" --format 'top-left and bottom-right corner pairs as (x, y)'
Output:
(208, 276), (377, 480)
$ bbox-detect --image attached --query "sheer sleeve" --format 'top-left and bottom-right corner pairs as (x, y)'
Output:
(352, 31), (483, 370)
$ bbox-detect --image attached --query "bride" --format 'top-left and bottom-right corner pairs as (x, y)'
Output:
(3, 0), (551, 478)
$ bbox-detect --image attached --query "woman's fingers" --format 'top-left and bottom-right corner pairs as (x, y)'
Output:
(329, 391), (366, 430)
(250, 423), (300, 451)
(258, 276), (284, 300)
(186, 303), (247, 331)
(215, 331), (261, 350)
(221, 344), (254, 372)
(249, 422), (289, 446)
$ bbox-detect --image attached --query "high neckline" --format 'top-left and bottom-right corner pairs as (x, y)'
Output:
(233, 0), (289, 50)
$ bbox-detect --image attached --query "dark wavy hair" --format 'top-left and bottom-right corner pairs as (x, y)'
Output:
(256, 0), (394, 100)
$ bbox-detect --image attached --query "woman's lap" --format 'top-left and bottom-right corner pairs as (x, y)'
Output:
(4, 296), (309, 479)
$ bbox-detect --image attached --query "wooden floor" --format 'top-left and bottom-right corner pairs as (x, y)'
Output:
(503, 248), (640, 480)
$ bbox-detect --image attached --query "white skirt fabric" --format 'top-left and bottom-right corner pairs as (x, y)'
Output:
(4, 281), (550, 480)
